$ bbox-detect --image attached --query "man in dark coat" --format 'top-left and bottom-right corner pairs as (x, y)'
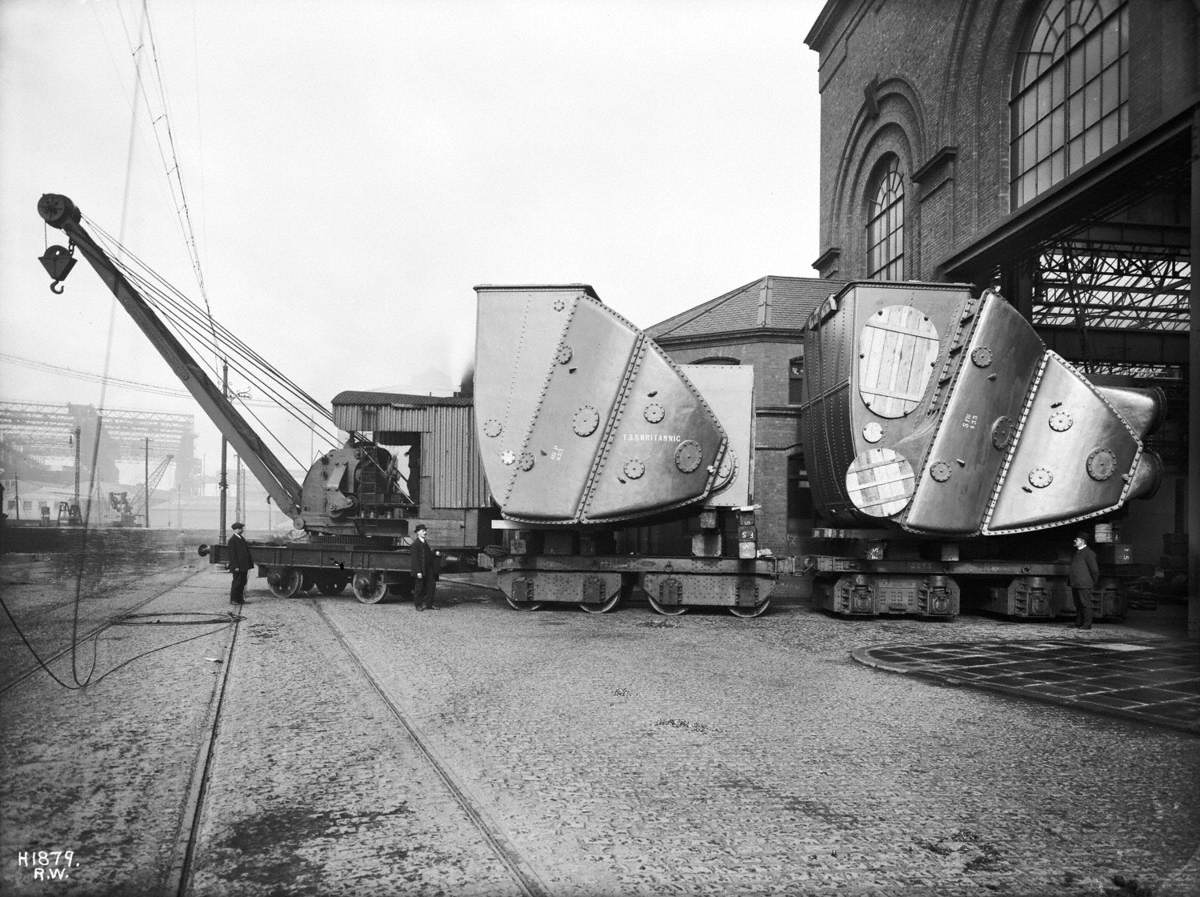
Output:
(227, 522), (254, 605)
(410, 523), (440, 611)
(1068, 531), (1100, 630)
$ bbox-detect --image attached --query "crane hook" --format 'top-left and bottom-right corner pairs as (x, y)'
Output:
(39, 243), (76, 293)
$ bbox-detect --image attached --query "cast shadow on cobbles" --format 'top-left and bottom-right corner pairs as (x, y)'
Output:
(214, 802), (416, 894)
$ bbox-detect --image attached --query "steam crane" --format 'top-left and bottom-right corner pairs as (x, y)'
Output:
(35, 194), (446, 603)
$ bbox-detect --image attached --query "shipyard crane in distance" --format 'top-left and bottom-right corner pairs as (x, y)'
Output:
(108, 454), (173, 526)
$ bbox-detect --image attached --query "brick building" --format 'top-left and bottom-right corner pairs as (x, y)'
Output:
(647, 276), (842, 557)
(803, 0), (1197, 629)
(648, 1), (1196, 629)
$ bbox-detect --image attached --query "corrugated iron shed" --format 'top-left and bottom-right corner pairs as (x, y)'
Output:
(331, 391), (488, 509)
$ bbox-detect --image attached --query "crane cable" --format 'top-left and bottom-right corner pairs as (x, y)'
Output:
(82, 217), (342, 466)
(10, 1), (253, 690)
(114, 0), (222, 363)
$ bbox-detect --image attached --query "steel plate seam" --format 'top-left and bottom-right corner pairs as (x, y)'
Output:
(503, 294), (579, 510)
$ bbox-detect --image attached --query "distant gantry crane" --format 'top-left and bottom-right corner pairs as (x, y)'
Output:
(0, 400), (197, 495)
(108, 454), (173, 526)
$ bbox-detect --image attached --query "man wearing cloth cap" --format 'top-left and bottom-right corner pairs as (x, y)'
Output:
(227, 522), (254, 606)
(410, 523), (440, 611)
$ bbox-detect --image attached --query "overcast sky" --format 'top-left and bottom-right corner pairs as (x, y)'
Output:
(0, 0), (825, 483)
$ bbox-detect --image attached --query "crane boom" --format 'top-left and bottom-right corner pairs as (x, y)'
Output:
(37, 193), (306, 524)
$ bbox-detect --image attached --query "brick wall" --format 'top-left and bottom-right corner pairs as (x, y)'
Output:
(669, 338), (803, 406)
(658, 336), (806, 557)
(808, 0), (1198, 280)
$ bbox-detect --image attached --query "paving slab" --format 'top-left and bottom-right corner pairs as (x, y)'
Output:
(853, 638), (1200, 735)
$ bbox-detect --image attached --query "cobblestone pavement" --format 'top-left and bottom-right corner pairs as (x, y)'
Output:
(2, 563), (1198, 897)
(854, 637), (1200, 735)
(0, 558), (234, 895)
(0, 550), (201, 691)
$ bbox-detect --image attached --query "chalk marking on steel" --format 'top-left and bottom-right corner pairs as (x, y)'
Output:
(168, 607), (242, 897)
(315, 601), (552, 897)
(0, 565), (208, 694)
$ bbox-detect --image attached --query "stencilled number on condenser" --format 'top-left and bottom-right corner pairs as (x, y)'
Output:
(961, 413), (979, 430)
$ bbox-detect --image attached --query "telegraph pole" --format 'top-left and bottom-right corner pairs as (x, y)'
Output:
(235, 454), (244, 525)
(73, 426), (81, 510)
(144, 437), (150, 528)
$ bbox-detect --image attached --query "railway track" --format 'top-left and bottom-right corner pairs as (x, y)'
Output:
(166, 594), (550, 897)
(170, 602), (241, 897)
(313, 600), (552, 897)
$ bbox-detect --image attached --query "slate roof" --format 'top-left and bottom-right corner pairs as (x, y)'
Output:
(646, 276), (844, 342)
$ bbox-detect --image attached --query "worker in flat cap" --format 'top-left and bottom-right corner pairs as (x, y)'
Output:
(410, 523), (441, 611)
(227, 522), (254, 606)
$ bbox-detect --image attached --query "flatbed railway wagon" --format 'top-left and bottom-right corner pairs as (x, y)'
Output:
(202, 391), (497, 603)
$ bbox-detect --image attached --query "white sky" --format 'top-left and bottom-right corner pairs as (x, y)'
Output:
(0, 0), (825, 484)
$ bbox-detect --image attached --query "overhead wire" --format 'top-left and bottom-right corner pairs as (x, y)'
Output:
(79, 259), (343, 473)
(58, 0), (158, 690)
(114, 0), (222, 367)
(0, 353), (280, 407)
(0, 352), (195, 399)
(7, 0), (331, 693)
(82, 216), (339, 431)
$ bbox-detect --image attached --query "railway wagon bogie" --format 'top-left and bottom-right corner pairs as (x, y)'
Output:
(496, 560), (774, 618)
(815, 572), (959, 619)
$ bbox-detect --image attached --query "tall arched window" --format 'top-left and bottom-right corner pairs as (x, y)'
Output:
(866, 157), (904, 280)
(1011, 0), (1128, 207)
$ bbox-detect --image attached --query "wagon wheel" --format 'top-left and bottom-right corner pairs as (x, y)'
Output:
(266, 566), (303, 599)
(579, 592), (621, 614)
(351, 571), (389, 604)
(317, 577), (348, 596)
(647, 595), (687, 616)
(504, 594), (542, 612)
(728, 599), (771, 619)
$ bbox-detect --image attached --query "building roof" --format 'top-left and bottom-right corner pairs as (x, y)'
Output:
(331, 391), (473, 408)
(646, 276), (844, 343)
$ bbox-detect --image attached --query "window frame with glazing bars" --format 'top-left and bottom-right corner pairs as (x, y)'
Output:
(1009, 0), (1129, 208)
(866, 158), (904, 281)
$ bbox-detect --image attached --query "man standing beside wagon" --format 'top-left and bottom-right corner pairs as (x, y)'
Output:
(1069, 532), (1100, 630)
(411, 523), (440, 611)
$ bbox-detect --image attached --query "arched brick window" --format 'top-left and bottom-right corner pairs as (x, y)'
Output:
(692, 356), (740, 365)
(866, 157), (904, 280)
(1011, 0), (1128, 207)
